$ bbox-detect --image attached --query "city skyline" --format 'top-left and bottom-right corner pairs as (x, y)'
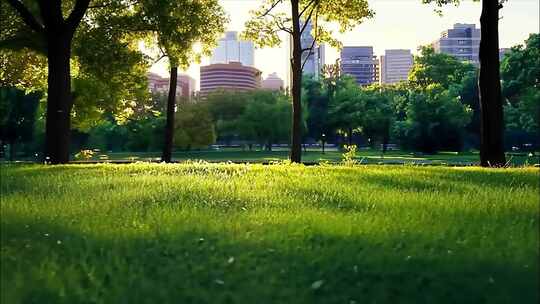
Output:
(149, 0), (539, 89)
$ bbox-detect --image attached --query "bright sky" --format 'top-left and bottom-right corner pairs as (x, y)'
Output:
(150, 0), (540, 89)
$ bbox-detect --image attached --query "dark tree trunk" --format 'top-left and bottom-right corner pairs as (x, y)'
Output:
(7, 0), (90, 164)
(162, 66), (178, 163)
(478, 0), (506, 167)
(45, 34), (73, 164)
(348, 128), (353, 146)
(289, 0), (302, 163)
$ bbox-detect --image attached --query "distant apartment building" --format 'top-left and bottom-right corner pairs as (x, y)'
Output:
(432, 23), (481, 65)
(147, 73), (196, 98)
(211, 31), (255, 67)
(261, 72), (284, 91)
(200, 62), (261, 96)
(379, 49), (413, 84)
(340, 46), (379, 86)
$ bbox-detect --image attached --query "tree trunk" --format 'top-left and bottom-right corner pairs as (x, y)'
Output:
(289, 0), (302, 163)
(45, 34), (73, 164)
(478, 0), (506, 167)
(348, 128), (353, 146)
(162, 66), (178, 163)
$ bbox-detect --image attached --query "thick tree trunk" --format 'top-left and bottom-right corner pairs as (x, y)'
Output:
(45, 34), (73, 164)
(348, 128), (353, 146)
(289, 0), (302, 163)
(162, 66), (178, 163)
(478, 0), (506, 167)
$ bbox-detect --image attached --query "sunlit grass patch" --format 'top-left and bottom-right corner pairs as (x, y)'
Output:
(1, 163), (538, 303)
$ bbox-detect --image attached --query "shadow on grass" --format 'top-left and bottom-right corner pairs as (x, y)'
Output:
(1, 213), (538, 304)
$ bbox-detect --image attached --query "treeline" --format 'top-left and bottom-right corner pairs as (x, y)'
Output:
(1, 35), (538, 159)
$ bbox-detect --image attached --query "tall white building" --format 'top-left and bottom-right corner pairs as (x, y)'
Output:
(379, 49), (413, 85)
(211, 31), (255, 67)
(299, 21), (325, 79)
(285, 20), (326, 88)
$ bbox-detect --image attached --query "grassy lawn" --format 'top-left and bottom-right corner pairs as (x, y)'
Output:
(74, 148), (539, 166)
(1, 163), (538, 303)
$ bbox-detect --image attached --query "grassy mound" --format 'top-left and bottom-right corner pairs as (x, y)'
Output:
(1, 163), (538, 303)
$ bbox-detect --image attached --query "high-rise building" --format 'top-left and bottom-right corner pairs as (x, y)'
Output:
(147, 73), (196, 98)
(379, 49), (413, 84)
(200, 62), (261, 96)
(285, 21), (325, 87)
(299, 21), (325, 79)
(432, 23), (481, 65)
(262, 73), (284, 91)
(340, 46), (379, 86)
(210, 31), (255, 67)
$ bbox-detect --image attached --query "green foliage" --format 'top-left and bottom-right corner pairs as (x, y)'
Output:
(1, 164), (538, 302)
(501, 33), (540, 134)
(303, 75), (330, 141)
(174, 103), (216, 150)
(0, 87), (40, 145)
(136, 0), (227, 68)
(242, 0), (374, 49)
(236, 90), (291, 149)
(394, 85), (472, 153)
(409, 46), (475, 89)
(0, 0), (153, 130)
(341, 144), (357, 166)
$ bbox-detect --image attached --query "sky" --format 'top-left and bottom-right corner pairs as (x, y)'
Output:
(150, 0), (540, 89)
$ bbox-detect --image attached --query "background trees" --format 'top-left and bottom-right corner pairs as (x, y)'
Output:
(421, 0), (506, 166)
(136, 0), (226, 162)
(1, 0), (151, 163)
(243, 0), (373, 163)
(394, 85), (472, 153)
(0, 87), (40, 160)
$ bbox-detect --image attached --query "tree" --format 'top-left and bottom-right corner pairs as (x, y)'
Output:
(409, 46), (474, 89)
(361, 85), (397, 152)
(174, 103), (216, 151)
(206, 90), (251, 144)
(0, 87), (40, 160)
(302, 74), (329, 142)
(394, 84), (472, 153)
(243, 0), (373, 162)
(327, 77), (364, 146)
(236, 90), (291, 151)
(422, 0), (506, 166)
(136, 0), (226, 162)
(501, 33), (540, 134)
(1, 0), (152, 163)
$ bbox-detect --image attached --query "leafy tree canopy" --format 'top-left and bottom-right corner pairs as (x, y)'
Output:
(409, 46), (475, 89)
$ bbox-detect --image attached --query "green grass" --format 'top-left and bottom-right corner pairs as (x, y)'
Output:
(1, 163), (539, 303)
(76, 148), (539, 166)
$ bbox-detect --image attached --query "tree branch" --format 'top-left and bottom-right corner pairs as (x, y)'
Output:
(299, 4), (316, 35)
(301, 8), (319, 71)
(260, 0), (283, 18)
(299, 0), (317, 18)
(66, 0), (91, 30)
(5, 0), (44, 33)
